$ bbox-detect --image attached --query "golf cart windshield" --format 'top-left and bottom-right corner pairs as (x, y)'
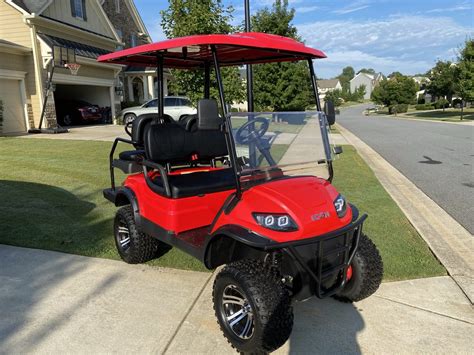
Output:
(232, 111), (334, 187)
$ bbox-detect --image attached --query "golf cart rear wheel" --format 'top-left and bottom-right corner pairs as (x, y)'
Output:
(213, 260), (293, 353)
(334, 233), (383, 302)
(114, 206), (162, 264)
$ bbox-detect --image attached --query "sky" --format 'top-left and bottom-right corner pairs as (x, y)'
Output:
(135, 0), (473, 78)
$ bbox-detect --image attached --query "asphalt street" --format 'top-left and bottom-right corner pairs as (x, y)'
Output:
(337, 105), (474, 234)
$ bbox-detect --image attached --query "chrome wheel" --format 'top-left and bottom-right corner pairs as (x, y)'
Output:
(221, 284), (254, 340)
(116, 220), (131, 252)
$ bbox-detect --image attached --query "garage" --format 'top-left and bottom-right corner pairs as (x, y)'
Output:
(54, 84), (112, 126)
(0, 76), (28, 135)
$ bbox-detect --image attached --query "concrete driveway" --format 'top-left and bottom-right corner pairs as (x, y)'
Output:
(1, 245), (472, 354)
(21, 124), (129, 142)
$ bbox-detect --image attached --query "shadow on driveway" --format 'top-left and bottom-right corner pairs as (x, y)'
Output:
(287, 298), (363, 354)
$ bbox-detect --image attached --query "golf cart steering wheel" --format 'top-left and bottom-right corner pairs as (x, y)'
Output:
(125, 121), (133, 137)
(235, 117), (269, 144)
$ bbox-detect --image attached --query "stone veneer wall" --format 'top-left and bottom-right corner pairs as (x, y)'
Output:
(101, 0), (148, 49)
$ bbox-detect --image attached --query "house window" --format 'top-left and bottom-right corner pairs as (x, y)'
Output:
(115, 0), (120, 13)
(71, 0), (87, 20)
(130, 33), (137, 47)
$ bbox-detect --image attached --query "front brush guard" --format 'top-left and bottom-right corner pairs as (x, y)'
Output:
(278, 214), (366, 299)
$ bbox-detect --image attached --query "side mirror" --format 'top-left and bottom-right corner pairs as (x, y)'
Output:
(324, 101), (336, 126)
(333, 146), (343, 155)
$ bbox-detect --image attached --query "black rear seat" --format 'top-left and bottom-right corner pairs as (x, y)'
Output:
(152, 168), (235, 198)
(144, 99), (234, 198)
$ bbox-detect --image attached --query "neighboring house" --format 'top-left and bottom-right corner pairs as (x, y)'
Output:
(350, 72), (384, 100)
(316, 79), (342, 102)
(101, 0), (171, 104)
(0, 0), (125, 134)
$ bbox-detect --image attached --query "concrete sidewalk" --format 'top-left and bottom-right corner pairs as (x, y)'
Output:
(0, 245), (472, 354)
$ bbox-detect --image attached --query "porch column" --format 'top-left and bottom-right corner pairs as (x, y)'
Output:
(127, 76), (134, 101)
(142, 75), (149, 101)
(164, 76), (168, 96)
(147, 75), (155, 98)
(109, 86), (116, 123)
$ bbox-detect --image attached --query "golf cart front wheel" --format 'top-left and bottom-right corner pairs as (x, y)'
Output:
(213, 260), (293, 353)
(114, 206), (163, 264)
(334, 233), (383, 302)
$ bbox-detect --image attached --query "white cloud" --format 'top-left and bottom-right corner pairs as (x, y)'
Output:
(333, 5), (370, 15)
(332, 0), (372, 15)
(297, 14), (472, 77)
(296, 5), (320, 13)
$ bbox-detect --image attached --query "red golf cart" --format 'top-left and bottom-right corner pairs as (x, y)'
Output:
(98, 32), (383, 353)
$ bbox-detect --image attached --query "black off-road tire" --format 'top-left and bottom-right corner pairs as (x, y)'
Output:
(334, 233), (383, 303)
(213, 260), (293, 354)
(114, 206), (163, 264)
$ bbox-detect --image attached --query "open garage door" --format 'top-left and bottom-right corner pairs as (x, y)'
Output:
(0, 78), (27, 135)
(54, 84), (112, 126)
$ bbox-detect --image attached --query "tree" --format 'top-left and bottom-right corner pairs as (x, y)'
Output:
(355, 84), (366, 101)
(371, 75), (417, 108)
(427, 60), (456, 111)
(252, 0), (312, 111)
(160, 0), (245, 104)
(453, 39), (474, 120)
(357, 68), (376, 75)
(324, 89), (343, 107)
(337, 66), (355, 93)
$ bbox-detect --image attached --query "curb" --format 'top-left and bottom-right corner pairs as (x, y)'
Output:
(336, 123), (474, 304)
(364, 112), (473, 126)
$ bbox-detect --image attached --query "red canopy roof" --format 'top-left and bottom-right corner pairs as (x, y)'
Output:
(97, 32), (326, 68)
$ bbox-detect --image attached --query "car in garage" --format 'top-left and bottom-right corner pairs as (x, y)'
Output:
(118, 96), (196, 124)
(55, 99), (108, 126)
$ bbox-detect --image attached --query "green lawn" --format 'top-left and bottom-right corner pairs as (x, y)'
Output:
(0, 138), (444, 280)
(332, 146), (445, 280)
(403, 108), (474, 122)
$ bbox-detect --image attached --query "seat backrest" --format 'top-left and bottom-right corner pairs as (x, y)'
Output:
(144, 116), (228, 165)
(132, 113), (174, 149)
(197, 99), (222, 130)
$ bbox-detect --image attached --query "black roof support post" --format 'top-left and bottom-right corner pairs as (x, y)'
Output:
(204, 61), (211, 99)
(308, 57), (334, 182)
(245, 0), (257, 167)
(211, 45), (242, 198)
(156, 54), (164, 119)
(307, 58), (322, 112)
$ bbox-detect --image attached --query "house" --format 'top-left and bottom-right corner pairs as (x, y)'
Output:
(350, 72), (384, 100)
(0, 0), (127, 134)
(316, 79), (342, 101)
(101, 0), (171, 104)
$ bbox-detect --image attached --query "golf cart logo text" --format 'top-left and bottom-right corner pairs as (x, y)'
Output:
(311, 211), (330, 221)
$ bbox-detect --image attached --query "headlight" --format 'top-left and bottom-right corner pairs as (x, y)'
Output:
(253, 213), (298, 232)
(333, 194), (347, 218)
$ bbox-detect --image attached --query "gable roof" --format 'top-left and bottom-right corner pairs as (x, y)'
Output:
(317, 79), (340, 89)
(10, 0), (52, 14)
(350, 72), (374, 82)
(123, 0), (150, 41)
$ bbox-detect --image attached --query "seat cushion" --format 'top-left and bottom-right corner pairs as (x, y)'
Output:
(119, 150), (145, 161)
(152, 168), (236, 198)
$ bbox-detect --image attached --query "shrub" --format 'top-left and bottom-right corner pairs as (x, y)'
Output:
(417, 96), (425, 104)
(452, 98), (463, 108)
(389, 104), (408, 114)
(433, 98), (449, 109)
(415, 103), (435, 110)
